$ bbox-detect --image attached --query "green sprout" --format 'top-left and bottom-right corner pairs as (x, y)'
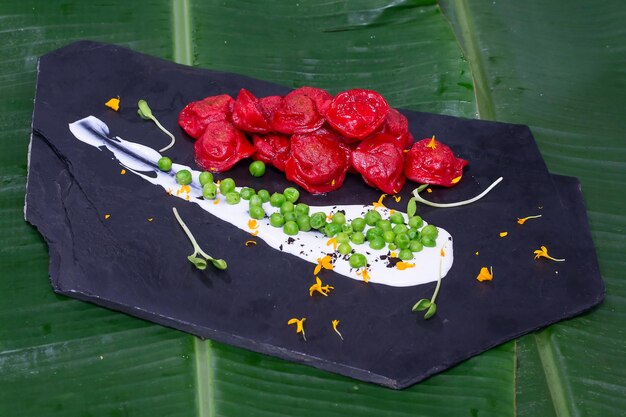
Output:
(172, 207), (227, 270)
(138, 99), (176, 153)
(407, 177), (504, 210)
(412, 243), (448, 320)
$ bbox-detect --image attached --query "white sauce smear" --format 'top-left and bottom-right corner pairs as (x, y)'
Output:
(69, 116), (454, 287)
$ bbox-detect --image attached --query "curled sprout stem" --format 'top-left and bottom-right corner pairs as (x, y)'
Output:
(411, 177), (504, 208)
(138, 99), (176, 153)
(172, 207), (227, 270)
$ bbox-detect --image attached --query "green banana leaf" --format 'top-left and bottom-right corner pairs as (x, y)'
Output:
(1, 1), (624, 416)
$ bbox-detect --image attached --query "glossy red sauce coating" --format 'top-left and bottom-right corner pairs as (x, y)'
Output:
(325, 89), (389, 139)
(404, 137), (468, 187)
(194, 121), (255, 172)
(272, 88), (326, 134)
(351, 133), (406, 194)
(178, 94), (233, 139)
(231, 89), (273, 133)
(252, 133), (291, 171)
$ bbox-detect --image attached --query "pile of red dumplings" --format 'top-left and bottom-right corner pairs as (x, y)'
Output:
(178, 87), (467, 194)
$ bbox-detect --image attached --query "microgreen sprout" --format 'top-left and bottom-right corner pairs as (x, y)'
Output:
(172, 207), (227, 270)
(412, 245), (447, 319)
(408, 177), (504, 209)
(138, 99), (176, 153)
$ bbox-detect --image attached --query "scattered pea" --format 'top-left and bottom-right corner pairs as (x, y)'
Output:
(336, 232), (350, 244)
(421, 225), (438, 239)
(269, 212), (285, 227)
(257, 189), (270, 203)
(409, 240), (423, 252)
(350, 231), (365, 245)
(249, 195), (263, 207)
(280, 201), (295, 215)
(283, 212), (297, 222)
(388, 243), (398, 251)
(175, 169), (192, 185)
(198, 171), (213, 186)
(369, 237), (386, 250)
(390, 212), (404, 224)
(220, 178), (235, 194)
(376, 219), (392, 231)
(249, 205), (265, 220)
(310, 212), (326, 230)
(408, 215), (423, 229)
(296, 214), (311, 232)
(421, 236), (437, 247)
(348, 253), (367, 268)
(338, 242), (352, 255)
(283, 220), (299, 236)
(249, 160), (266, 177)
(158, 156), (173, 172)
(392, 224), (408, 235)
(383, 230), (396, 243)
(364, 210), (382, 226)
(365, 227), (383, 241)
(270, 192), (286, 208)
(398, 249), (414, 260)
(225, 191), (240, 205)
(295, 203), (309, 217)
(394, 233), (411, 249)
(324, 222), (342, 237)
(332, 212), (346, 225)
(202, 183), (217, 200)
(240, 187), (256, 200)
(351, 217), (366, 232)
(283, 187), (300, 203)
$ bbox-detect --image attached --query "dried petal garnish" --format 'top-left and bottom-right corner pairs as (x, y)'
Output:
(517, 214), (542, 224)
(120, 169), (126, 175)
(396, 262), (415, 270)
(476, 266), (493, 282)
(499, 231), (508, 238)
(247, 219), (259, 230)
(326, 237), (338, 250)
(245, 240), (257, 247)
(372, 193), (387, 210)
(313, 255), (333, 275)
(105, 97), (120, 111)
(409, 177), (503, 208)
(309, 277), (334, 297)
(104, 214), (111, 219)
(332, 320), (343, 340)
(137, 99), (176, 152)
(533, 245), (565, 262)
(393, 195), (402, 203)
(426, 135), (437, 150)
(172, 207), (227, 270)
(288, 318), (306, 341)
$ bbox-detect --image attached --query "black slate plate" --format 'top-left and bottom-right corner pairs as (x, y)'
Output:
(25, 41), (604, 389)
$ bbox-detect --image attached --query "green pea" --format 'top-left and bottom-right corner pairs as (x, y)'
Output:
(240, 187), (256, 200)
(249, 160), (266, 177)
(225, 191), (241, 205)
(336, 232), (350, 244)
(270, 192), (286, 208)
(376, 219), (392, 231)
(324, 222), (342, 237)
(175, 169), (192, 185)
(332, 212), (346, 225)
(348, 253), (367, 269)
(364, 210), (382, 226)
(351, 217), (366, 232)
(409, 240), (423, 252)
(341, 223), (353, 234)
(390, 212), (405, 224)
(383, 230), (395, 243)
(350, 232), (365, 245)
(369, 237), (386, 250)
(408, 228), (419, 240)
(296, 214), (311, 232)
(257, 189), (270, 203)
(338, 243), (352, 255)
(158, 157), (172, 172)
(269, 213), (285, 227)
(198, 171), (213, 186)
(398, 249), (414, 261)
(421, 224), (438, 239)
(202, 183), (217, 199)
(280, 201), (294, 215)
(283, 212), (297, 222)
(249, 205), (265, 220)
(220, 178), (235, 194)
(309, 212), (326, 230)
(394, 233), (411, 249)
(283, 220), (299, 236)
(388, 243), (398, 251)
(249, 195), (263, 207)
(283, 187), (300, 203)
(392, 224), (408, 235)
(295, 203), (309, 216)
(421, 236), (437, 247)
(365, 227), (383, 241)
(408, 215), (423, 229)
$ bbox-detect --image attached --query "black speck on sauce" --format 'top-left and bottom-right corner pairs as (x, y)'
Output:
(287, 237), (295, 245)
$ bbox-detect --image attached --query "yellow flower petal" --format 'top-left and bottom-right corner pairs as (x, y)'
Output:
(396, 262), (415, 270)
(104, 97), (120, 111)
(499, 231), (508, 237)
(476, 266), (493, 282)
(517, 214), (542, 225)
(426, 135), (437, 149)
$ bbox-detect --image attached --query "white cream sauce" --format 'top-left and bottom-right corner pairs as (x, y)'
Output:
(69, 116), (453, 287)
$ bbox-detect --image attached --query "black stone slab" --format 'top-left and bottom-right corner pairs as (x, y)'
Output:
(25, 41), (604, 389)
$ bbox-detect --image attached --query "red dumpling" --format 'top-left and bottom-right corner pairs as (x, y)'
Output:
(325, 89), (389, 139)
(380, 108), (414, 150)
(404, 136), (468, 187)
(272, 87), (326, 134)
(231, 89), (273, 133)
(252, 133), (291, 171)
(194, 121), (255, 172)
(351, 133), (406, 194)
(285, 132), (350, 194)
(178, 94), (233, 139)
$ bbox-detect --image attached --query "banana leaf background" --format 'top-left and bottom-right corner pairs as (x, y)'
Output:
(1, 0), (624, 415)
